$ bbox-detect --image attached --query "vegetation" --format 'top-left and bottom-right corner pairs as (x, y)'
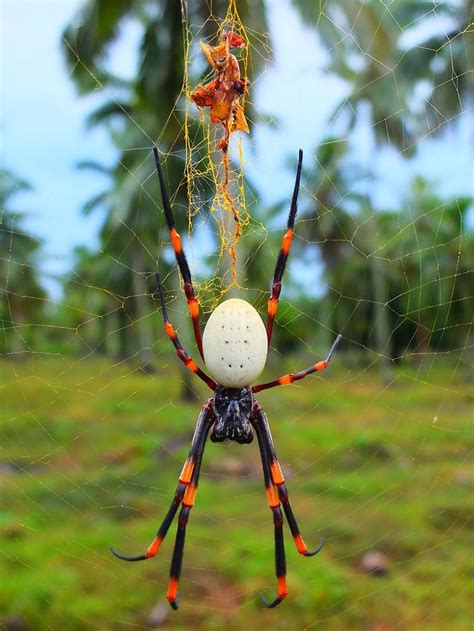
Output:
(1, 359), (472, 630)
(1, 1), (472, 629)
(1, 2), (470, 370)
(0, 171), (46, 356)
(56, 0), (472, 376)
(58, 0), (268, 387)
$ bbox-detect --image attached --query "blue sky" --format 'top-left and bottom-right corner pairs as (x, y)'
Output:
(2, 0), (472, 297)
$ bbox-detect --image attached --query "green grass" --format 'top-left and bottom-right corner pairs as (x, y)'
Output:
(1, 357), (472, 630)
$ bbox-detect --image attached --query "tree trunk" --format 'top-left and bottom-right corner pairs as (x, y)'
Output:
(368, 238), (393, 382)
(116, 306), (132, 361)
(78, 316), (96, 358)
(363, 105), (394, 382)
(96, 310), (108, 356)
(320, 283), (335, 352)
(131, 249), (155, 373)
(9, 310), (27, 360)
(101, 305), (120, 359)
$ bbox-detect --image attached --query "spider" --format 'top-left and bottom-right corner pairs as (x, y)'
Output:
(110, 147), (342, 610)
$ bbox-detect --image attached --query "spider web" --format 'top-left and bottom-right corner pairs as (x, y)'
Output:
(1, 1), (473, 630)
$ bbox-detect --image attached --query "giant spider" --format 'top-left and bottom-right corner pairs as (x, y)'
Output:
(111, 148), (342, 609)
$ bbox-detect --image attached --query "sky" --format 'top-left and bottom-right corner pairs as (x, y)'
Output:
(2, 0), (472, 298)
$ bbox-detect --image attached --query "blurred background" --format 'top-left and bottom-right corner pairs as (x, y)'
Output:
(1, 1), (473, 629)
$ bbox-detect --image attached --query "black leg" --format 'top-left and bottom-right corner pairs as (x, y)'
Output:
(165, 408), (211, 609)
(253, 405), (324, 558)
(252, 412), (288, 608)
(253, 334), (341, 393)
(154, 273), (216, 391)
(110, 404), (213, 563)
(266, 149), (303, 345)
(154, 147), (204, 359)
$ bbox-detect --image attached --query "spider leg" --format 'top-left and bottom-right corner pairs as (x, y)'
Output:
(154, 273), (216, 391)
(253, 405), (324, 557)
(166, 409), (211, 609)
(153, 147), (205, 360)
(252, 412), (287, 608)
(110, 404), (213, 566)
(266, 149), (303, 345)
(252, 334), (342, 393)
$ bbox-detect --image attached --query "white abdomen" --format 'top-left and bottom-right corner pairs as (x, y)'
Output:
(202, 298), (268, 388)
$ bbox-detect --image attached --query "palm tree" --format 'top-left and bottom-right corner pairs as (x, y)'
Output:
(0, 170), (46, 356)
(76, 142), (159, 372)
(385, 178), (473, 359)
(399, 0), (473, 138)
(302, 140), (359, 319)
(60, 245), (131, 359)
(291, 1), (472, 148)
(290, 1), (471, 374)
(62, 1), (268, 394)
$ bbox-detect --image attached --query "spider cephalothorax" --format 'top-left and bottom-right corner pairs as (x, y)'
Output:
(111, 147), (342, 610)
(211, 386), (254, 444)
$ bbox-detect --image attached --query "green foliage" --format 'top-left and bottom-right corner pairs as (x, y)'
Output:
(0, 170), (46, 355)
(59, 0), (270, 379)
(53, 0), (474, 377)
(292, 0), (472, 146)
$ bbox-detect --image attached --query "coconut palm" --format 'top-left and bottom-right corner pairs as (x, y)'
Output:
(296, 138), (361, 344)
(60, 245), (131, 359)
(62, 0), (268, 393)
(290, 1), (471, 373)
(0, 170), (46, 356)
(291, 0), (472, 147)
(385, 178), (473, 358)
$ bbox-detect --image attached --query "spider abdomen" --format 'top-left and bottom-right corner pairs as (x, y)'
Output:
(202, 298), (267, 388)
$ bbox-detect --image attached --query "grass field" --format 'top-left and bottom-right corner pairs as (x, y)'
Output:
(1, 356), (472, 630)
